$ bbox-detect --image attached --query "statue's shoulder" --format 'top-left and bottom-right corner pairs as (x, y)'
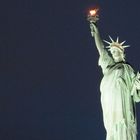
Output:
(123, 62), (135, 73)
(124, 62), (133, 68)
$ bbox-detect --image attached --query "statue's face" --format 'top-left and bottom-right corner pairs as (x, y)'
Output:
(110, 47), (124, 62)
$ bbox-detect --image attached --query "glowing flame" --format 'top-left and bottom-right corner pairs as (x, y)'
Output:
(89, 9), (98, 16)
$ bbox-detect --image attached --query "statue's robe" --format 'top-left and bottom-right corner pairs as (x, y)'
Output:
(99, 49), (140, 140)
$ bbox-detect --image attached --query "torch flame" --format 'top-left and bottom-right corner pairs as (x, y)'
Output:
(89, 9), (98, 16)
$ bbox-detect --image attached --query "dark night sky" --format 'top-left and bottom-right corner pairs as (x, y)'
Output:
(1, 0), (140, 140)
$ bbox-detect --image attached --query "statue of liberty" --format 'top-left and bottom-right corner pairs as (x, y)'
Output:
(89, 18), (140, 140)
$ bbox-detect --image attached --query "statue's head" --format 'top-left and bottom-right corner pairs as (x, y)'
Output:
(104, 36), (130, 62)
(110, 46), (125, 62)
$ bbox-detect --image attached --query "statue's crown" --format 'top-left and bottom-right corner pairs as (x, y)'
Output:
(104, 36), (130, 52)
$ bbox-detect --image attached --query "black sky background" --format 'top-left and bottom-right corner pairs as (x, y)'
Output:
(1, 0), (140, 140)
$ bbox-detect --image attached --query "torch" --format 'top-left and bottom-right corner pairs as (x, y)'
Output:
(87, 9), (99, 23)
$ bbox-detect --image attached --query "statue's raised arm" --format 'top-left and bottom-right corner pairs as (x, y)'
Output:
(90, 23), (105, 55)
(89, 23), (114, 74)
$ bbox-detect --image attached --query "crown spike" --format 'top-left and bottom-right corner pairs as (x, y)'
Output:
(123, 45), (130, 48)
(120, 41), (126, 45)
(116, 37), (119, 43)
(103, 40), (111, 45)
(106, 46), (111, 48)
(109, 35), (114, 43)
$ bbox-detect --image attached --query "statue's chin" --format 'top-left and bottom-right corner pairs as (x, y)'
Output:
(113, 57), (123, 62)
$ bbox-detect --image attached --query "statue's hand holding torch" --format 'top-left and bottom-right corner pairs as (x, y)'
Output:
(87, 9), (99, 37)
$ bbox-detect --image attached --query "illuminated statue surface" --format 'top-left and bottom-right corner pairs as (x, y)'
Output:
(90, 23), (140, 140)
